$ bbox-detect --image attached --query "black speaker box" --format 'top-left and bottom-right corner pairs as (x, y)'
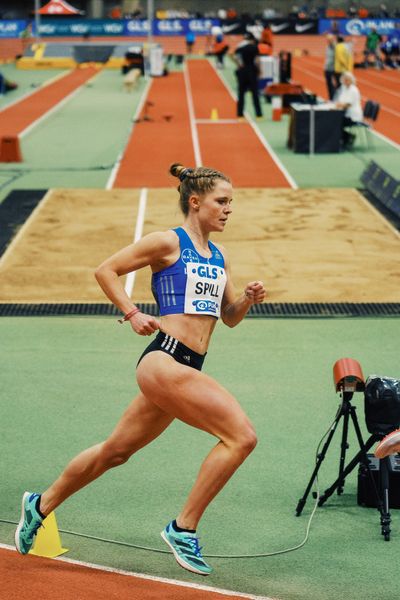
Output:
(360, 161), (400, 219)
(357, 454), (400, 508)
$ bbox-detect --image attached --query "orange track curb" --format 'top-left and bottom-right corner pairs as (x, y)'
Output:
(0, 67), (98, 137)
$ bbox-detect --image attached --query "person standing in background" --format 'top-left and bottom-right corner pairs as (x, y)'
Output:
(19, 20), (33, 54)
(324, 34), (336, 99)
(334, 36), (353, 89)
(185, 30), (196, 54)
(232, 32), (263, 120)
(364, 25), (383, 69)
(260, 23), (274, 54)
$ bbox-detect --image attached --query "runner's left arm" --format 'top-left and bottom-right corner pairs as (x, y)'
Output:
(220, 247), (266, 327)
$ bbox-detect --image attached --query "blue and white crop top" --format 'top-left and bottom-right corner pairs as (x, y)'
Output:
(152, 227), (227, 318)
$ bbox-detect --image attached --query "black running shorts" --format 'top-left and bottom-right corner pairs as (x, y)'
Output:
(137, 331), (206, 371)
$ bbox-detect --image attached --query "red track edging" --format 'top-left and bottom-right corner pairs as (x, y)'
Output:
(0, 67), (98, 162)
(113, 72), (196, 188)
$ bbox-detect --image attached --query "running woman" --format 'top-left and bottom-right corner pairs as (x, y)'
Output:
(15, 163), (266, 576)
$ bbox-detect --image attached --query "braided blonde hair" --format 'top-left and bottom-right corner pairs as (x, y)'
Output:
(169, 163), (231, 215)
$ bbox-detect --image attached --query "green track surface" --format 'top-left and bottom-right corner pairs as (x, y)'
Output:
(1, 58), (399, 600)
(0, 67), (146, 203)
(1, 61), (399, 204)
(0, 66), (66, 109)
(1, 317), (400, 599)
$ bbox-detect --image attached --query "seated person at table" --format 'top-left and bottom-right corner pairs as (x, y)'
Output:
(334, 71), (362, 148)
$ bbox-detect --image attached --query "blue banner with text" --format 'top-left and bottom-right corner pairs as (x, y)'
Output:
(319, 18), (400, 36)
(5, 17), (399, 39)
(0, 18), (220, 38)
(0, 20), (27, 38)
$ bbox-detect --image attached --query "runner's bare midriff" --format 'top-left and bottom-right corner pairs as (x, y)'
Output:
(160, 313), (217, 355)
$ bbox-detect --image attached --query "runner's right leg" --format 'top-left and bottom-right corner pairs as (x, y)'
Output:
(39, 392), (174, 515)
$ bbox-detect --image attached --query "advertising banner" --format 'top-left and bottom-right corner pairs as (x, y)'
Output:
(27, 18), (221, 37)
(154, 18), (219, 36)
(124, 19), (149, 35)
(0, 20), (27, 38)
(221, 18), (319, 36)
(269, 19), (319, 35)
(33, 18), (126, 36)
(124, 18), (219, 36)
(319, 18), (400, 36)
(6, 17), (387, 39)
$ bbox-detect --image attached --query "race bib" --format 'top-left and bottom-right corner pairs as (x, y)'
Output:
(184, 262), (227, 317)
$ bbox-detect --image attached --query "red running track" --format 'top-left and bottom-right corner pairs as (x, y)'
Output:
(0, 67), (98, 137)
(0, 35), (367, 61)
(187, 60), (292, 187)
(112, 72), (196, 187)
(292, 55), (400, 145)
(114, 59), (293, 188)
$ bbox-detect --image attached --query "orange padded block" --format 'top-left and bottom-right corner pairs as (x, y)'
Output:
(0, 135), (22, 162)
(333, 357), (365, 393)
(265, 83), (304, 96)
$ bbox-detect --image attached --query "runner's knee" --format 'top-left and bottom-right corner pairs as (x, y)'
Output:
(100, 441), (134, 468)
(231, 426), (258, 457)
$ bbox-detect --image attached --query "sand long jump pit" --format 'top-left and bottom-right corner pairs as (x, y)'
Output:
(0, 188), (399, 304)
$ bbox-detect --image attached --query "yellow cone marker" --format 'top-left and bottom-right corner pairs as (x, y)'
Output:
(210, 108), (219, 121)
(29, 511), (68, 558)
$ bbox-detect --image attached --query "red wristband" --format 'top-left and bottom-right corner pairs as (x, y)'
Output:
(118, 307), (140, 324)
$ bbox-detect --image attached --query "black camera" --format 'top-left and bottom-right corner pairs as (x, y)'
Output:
(364, 375), (400, 436)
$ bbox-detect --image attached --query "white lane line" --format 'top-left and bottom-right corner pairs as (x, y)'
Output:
(20, 69), (101, 139)
(246, 118), (298, 189)
(124, 187), (147, 297)
(307, 56), (400, 87)
(293, 63), (400, 118)
(368, 128), (400, 151)
(302, 56), (400, 96)
(106, 77), (153, 190)
(341, 75), (400, 99)
(0, 190), (53, 267)
(295, 60), (400, 150)
(211, 61), (298, 189)
(0, 70), (72, 113)
(0, 543), (272, 600)
(196, 118), (244, 124)
(183, 62), (202, 167)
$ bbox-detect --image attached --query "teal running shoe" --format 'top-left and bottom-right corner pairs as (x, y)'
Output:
(15, 492), (44, 555)
(161, 521), (212, 576)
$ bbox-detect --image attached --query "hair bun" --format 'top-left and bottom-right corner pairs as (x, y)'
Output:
(169, 163), (192, 181)
(170, 163), (185, 178)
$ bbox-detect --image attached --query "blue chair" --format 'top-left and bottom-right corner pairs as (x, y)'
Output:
(350, 100), (380, 149)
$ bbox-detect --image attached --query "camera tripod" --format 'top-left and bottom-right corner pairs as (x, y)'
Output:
(296, 390), (392, 541)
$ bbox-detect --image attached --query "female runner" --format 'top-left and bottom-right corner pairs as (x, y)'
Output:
(15, 163), (266, 576)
